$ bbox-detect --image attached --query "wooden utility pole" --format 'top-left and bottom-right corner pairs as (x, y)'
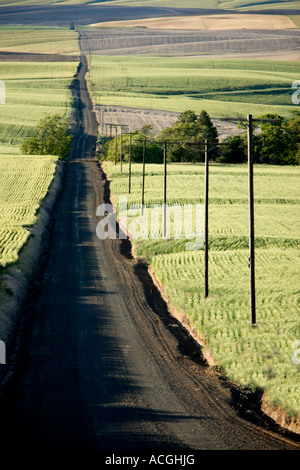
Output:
(120, 126), (123, 174)
(129, 133), (132, 194)
(204, 139), (209, 299)
(184, 140), (228, 300)
(114, 125), (118, 165)
(247, 114), (256, 325)
(163, 140), (167, 238)
(142, 139), (146, 215)
(220, 115), (280, 324)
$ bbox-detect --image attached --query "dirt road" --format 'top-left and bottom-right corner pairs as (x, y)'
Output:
(0, 56), (298, 452)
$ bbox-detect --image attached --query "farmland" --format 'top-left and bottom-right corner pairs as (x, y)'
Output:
(0, 155), (58, 268)
(0, 59), (78, 155)
(103, 161), (300, 421)
(0, 29), (79, 55)
(91, 12), (297, 30)
(0, 29), (79, 271)
(1, 2), (299, 27)
(87, 55), (299, 118)
(0, 0), (297, 9)
(0, 2), (299, 446)
(80, 28), (300, 60)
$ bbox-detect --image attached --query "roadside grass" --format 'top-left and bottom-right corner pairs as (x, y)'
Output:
(103, 161), (300, 419)
(88, 56), (299, 118)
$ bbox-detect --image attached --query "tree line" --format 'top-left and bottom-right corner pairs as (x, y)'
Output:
(99, 110), (300, 165)
(20, 110), (300, 165)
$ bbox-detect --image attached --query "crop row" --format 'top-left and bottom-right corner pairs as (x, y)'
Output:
(0, 228), (30, 268)
(107, 162), (300, 247)
(152, 247), (300, 415)
(0, 155), (58, 268)
(88, 55), (299, 118)
(80, 28), (300, 56)
(0, 61), (78, 155)
(105, 161), (300, 417)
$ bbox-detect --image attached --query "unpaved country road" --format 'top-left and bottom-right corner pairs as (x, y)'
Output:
(0, 56), (299, 452)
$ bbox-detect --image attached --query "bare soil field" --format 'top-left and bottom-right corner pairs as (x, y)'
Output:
(80, 28), (300, 59)
(95, 104), (244, 141)
(90, 13), (297, 30)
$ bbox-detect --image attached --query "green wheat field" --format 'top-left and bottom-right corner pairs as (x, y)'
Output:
(104, 160), (300, 418)
(0, 155), (58, 268)
(89, 56), (300, 118)
(0, 30), (78, 267)
(0, 60), (78, 155)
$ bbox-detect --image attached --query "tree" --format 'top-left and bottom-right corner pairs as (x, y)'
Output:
(217, 135), (247, 163)
(217, 113), (300, 165)
(285, 112), (300, 165)
(20, 136), (43, 155)
(21, 114), (72, 159)
(254, 114), (286, 164)
(254, 113), (300, 165)
(158, 110), (219, 162)
(100, 130), (162, 164)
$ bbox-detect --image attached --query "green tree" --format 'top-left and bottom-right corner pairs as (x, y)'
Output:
(255, 114), (286, 164)
(253, 113), (299, 165)
(159, 110), (219, 162)
(217, 135), (247, 164)
(100, 130), (162, 164)
(21, 114), (72, 159)
(20, 136), (43, 155)
(285, 112), (300, 165)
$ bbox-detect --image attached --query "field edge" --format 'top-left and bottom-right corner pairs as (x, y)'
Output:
(0, 161), (64, 365)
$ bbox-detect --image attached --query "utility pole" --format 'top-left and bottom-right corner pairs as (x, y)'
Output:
(120, 126), (123, 175)
(247, 114), (256, 325)
(204, 139), (209, 299)
(220, 114), (280, 325)
(142, 139), (146, 215)
(184, 139), (228, 300)
(114, 125), (118, 165)
(163, 140), (167, 238)
(129, 133), (132, 194)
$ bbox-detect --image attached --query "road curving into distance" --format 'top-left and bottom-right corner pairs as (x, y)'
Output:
(0, 55), (299, 452)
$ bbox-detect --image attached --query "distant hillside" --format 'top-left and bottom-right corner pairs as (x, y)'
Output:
(0, 0), (299, 11)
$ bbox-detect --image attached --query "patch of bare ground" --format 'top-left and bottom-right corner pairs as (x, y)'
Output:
(95, 104), (245, 141)
(79, 28), (300, 59)
(90, 13), (297, 30)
